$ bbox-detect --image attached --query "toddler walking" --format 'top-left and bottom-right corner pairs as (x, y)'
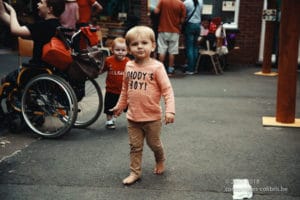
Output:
(111, 26), (175, 185)
(100, 37), (130, 129)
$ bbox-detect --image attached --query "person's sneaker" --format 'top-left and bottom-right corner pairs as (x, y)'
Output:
(181, 64), (188, 73)
(105, 120), (115, 129)
(167, 67), (175, 74)
(181, 64), (188, 68)
(184, 71), (194, 75)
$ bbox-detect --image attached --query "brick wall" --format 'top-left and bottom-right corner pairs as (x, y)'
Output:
(228, 0), (264, 64)
(140, 0), (151, 26)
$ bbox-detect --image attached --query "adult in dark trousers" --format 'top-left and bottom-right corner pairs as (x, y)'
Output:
(154, 0), (186, 76)
(183, 0), (203, 75)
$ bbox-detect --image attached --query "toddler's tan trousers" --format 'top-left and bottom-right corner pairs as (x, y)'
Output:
(127, 120), (165, 177)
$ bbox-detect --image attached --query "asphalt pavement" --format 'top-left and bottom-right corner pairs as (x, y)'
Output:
(0, 52), (300, 200)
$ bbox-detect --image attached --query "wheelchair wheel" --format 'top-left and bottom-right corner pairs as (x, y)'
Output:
(21, 74), (78, 138)
(73, 78), (103, 128)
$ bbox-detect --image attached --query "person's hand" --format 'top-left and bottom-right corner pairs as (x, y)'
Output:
(92, 2), (103, 13)
(164, 113), (175, 125)
(109, 107), (123, 118)
(98, 68), (104, 75)
(149, 5), (155, 12)
(3, 2), (15, 14)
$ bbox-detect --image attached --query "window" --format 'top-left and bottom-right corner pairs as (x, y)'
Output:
(203, 0), (240, 29)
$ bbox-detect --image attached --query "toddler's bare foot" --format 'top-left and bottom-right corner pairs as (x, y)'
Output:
(122, 173), (140, 185)
(154, 161), (165, 175)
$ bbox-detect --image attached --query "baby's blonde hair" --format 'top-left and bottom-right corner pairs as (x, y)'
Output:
(111, 37), (126, 49)
(125, 26), (155, 46)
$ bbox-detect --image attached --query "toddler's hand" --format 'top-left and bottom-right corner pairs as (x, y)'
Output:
(165, 113), (175, 125)
(109, 107), (123, 118)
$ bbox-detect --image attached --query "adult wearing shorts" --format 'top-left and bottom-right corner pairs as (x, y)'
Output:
(154, 0), (186, 76)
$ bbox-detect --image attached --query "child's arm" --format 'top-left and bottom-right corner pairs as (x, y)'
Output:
(2, 2), (30, 38)
(110, 66), (129, 117)
(165, 112), (175, 124)
(92, 1), (103, 13)
(156, 63), (175, 124)
(162, 86), (175, 124)
(0, 1), (10, 24)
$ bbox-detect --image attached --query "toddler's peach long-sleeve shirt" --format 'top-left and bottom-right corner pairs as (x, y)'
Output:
(115, 59), (175, 122)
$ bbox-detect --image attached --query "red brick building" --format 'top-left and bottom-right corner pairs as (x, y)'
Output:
(99, 0), (300, 66)
(137, 0), (268, 65)
(2, 0), (297, 65)
(136, 0), (299, 66)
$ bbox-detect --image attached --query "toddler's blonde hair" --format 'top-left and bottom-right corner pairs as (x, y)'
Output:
(125, 26), (155, 46)
(112, 37), (126, 50)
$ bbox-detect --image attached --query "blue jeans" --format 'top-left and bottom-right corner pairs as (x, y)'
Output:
(184, 23), (200, 72)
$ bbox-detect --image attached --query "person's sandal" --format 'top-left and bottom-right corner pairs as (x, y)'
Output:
(122, 173), (140, 185)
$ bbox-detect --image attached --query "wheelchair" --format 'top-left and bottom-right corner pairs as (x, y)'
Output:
(0, 66), (78, 138)
(0, 26), (105, 138)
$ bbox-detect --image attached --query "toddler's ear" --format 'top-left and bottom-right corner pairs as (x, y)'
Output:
(152, 42), (156, 52)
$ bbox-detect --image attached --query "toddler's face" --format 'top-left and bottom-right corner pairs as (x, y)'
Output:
(112, 42), (127, 61)
(202, 20), (210, 29)
(128, 36), (155, 61)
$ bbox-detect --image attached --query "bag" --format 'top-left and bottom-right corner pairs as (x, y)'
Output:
(216, 25), (229, 55)
(217, 45), (229, 55)
(42, 37), (73, 71)
(67, 50), (102, 81)
(79, 26), (99, 50)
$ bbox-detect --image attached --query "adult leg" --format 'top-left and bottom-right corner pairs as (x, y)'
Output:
(185, 23), (200, 73)
(158, 53), (166, 64)
(167, 33), (180, 74)
(192, 24), (200, 72)
(157, 33), (173, 73)
(184, 24), (193, 73)
(168, 54), (175, 70)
